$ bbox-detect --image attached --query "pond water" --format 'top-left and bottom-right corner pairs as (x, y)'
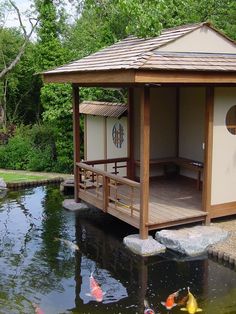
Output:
(0, 185), (236, 314)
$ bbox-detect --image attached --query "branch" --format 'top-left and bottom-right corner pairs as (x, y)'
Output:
(9, 0), (27, 37)
(0, 1), (39, 79)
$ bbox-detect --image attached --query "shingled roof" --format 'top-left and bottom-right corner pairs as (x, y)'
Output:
(80, 101), (127, 118)
(45, 23), (221, 74)
(43, 22), (236, 84)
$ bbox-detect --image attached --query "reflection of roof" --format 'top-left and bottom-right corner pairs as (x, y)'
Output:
(80, 101), (127, 118)
(46, 22), (235, 74)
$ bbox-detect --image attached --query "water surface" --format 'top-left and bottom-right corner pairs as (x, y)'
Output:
(0, 186), (236, 313)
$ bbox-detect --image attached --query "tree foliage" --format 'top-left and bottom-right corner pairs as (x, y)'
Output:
(1, 0), (236, 172)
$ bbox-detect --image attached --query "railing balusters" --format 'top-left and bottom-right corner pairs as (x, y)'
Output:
(77, 161), (140, 219)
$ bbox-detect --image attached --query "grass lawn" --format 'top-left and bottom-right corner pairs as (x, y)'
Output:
(0, 172), (53, 183)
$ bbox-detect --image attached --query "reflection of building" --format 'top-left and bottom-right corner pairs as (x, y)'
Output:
(43, 22), (236, 239)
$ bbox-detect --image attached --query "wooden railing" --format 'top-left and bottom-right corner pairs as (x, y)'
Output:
(77, 161), (140, 220)
(85, 157), (128, 176)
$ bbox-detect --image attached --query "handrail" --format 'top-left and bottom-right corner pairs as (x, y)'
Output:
(77, 162), (140, 188)
(85, 157), (128, 165)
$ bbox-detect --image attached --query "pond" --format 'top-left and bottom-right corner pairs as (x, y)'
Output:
(0, 185), (236, 314)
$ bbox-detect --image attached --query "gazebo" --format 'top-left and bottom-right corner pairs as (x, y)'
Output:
(42, 22), (236, 239)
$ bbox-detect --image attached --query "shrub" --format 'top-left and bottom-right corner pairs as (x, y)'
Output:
(0, 123), (74, 173)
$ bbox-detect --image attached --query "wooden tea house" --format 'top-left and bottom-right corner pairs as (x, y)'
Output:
(42, 22), (236, 239)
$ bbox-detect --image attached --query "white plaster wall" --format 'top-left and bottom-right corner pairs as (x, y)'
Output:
(107, 117), (128, 176)
(86, 115), (105, 170)
(133, 87), (177, 177)
(157, 26), (236, 53)
(179, 87), (205, 179)
(211, 87), (236, 205)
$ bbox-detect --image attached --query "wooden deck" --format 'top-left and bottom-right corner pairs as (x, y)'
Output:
(78, 162), (207, 230)
(106, 177), (206, 230)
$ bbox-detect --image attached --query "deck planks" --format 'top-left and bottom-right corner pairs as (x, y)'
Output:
(82, 176), (206, 230)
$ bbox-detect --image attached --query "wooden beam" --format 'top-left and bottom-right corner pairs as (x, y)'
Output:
(135, 71), (236, 84)
(176, 87), (180, 157)
(139, 86), (150, 239)
(202, 87), (214, 222)
(127, 87), (135, 180)
(43, 70), (136, 84)
(72, 84), (80, 202)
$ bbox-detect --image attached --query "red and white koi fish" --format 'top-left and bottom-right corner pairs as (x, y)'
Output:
(54, 237), (79, 251)
(32, 303), (45, 314)
(86, 272), (105, 302)
(144, 299), (155, 314)
(161, 290), (179, 310)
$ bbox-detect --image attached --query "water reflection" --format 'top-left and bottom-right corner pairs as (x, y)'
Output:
(0, 186), (235, 313)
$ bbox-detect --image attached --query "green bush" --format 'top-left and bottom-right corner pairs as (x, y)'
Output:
(0, 126), (32, 169)
(0, 124), (74, 173)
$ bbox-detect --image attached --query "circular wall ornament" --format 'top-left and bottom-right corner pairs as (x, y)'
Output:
(226, 105), (236, 135)
(112, 122), (124, 148)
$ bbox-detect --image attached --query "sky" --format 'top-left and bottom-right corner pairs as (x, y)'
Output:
(4, 0), (32, 30)
(4, 0), (76, 34)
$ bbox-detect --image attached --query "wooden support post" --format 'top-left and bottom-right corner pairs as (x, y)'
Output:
(175, 87), (180, 158)
(203, 87), (214, 224)
(103, 176), (109, 213)
(139, 86), (150, 239)
(128, 87), (135, 180)
(72, 84), (80, 203)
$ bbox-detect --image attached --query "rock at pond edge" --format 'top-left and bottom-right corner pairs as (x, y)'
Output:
(123, 234), (166, 256)
(155, 225), (228, 257)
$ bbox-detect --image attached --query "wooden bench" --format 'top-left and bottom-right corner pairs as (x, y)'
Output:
(135, 157), (204, 190)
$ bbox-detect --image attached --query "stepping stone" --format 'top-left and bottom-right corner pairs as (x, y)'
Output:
(123, 234), (166, 256)
(62, 199), (89, 211)
(155, 225), (229, 256)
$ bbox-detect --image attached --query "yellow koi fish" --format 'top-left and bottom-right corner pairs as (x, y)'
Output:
(180, 288), (202, 314)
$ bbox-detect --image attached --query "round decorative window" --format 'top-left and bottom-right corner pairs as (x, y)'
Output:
(226, 105), (236, 135)
(112, 122), (124, 148)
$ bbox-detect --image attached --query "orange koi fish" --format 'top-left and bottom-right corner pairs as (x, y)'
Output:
(32, 303), (45, 314)
(86, 272), (105, 302)
(161, 290), (179, 310)
(144, 299), (155, 314)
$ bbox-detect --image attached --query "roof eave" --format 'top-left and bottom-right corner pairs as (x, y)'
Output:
(42, 68), (236, 86)
(42, 69), (136, 86)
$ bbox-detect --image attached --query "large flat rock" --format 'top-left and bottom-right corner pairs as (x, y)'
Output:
(62, 199), (89, 211)
(123, 234), (166, 256)
(155, 226), (229, 256)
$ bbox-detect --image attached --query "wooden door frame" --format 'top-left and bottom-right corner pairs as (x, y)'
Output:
(202, 86), (214, 223)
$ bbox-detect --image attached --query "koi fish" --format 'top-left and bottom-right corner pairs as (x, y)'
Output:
(161, 290), (179, 310)
(144, 299), (155, 314)
(86, 272), (105, 302)
(32, 303), (45, 314)
(176, 287), (189, 306)
(180, 288), (202, 314)
(54, 237), (79, 251)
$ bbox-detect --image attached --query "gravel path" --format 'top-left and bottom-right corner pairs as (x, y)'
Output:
(209, 217), (236, 262)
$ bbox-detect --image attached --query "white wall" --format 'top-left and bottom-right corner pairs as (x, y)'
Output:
(106, 117), (128, 176)
(179, 87), (205, 180)
(86, 115), (105, 161)
(86, 115), (106, 171)
(157, 26), (236, 53)
(179, 87), (205, 163)
(133, 87), (177, 177)
(85, 115), (127, 175)
(133, 87), (205, 179)
(211, 87), (236, 205)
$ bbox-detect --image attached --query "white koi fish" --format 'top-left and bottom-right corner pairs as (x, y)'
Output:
(54, 237), (79, 251)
